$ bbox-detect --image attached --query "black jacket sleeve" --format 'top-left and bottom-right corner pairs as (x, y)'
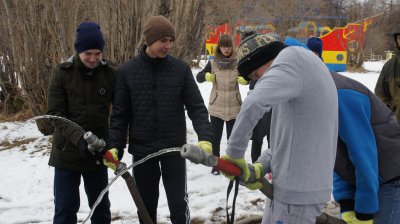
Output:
(196, 61), (212, 83)
(47, 68), (83, 146)
(375, 61), (392, 107)
(183, 64), (213, 142)
(249, 80), (257, 90)
(107, 69), (130, 159)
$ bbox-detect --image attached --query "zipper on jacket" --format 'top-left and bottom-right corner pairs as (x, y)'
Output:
(152, 62), (159, 145)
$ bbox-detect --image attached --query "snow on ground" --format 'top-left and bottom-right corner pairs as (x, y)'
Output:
(0, 61), (383, 224)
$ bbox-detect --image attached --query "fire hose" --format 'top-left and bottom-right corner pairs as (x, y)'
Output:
(84, 131), (154, 224)
(180, 144), (346, 224)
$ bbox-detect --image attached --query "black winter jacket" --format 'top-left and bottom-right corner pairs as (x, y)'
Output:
(47, 55), (117, 171)
(108, 47), (213, 157)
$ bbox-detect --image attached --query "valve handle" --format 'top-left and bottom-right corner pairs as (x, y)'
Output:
(103, 150), (120, 168)
(215, 157), (241, 177)
(180, 144), (241, 177)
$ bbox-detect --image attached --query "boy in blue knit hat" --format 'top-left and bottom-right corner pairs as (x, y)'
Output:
(74, 22), (106, 69)
(47, 22), (117, 224)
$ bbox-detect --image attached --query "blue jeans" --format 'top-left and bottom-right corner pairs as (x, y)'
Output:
(53, 167), (111, 224)
(374, 179), (400, 224)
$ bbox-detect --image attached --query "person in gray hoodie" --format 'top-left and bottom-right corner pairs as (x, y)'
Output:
(219, 31), (339, 224)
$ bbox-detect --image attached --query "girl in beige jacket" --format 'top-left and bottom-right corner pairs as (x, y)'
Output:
(196, 34), (248, 175)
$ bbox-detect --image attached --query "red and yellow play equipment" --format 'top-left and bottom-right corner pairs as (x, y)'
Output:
(205, 14), (380, 72)
(205, 22), (275, 59)
(320, 16), (376, 71)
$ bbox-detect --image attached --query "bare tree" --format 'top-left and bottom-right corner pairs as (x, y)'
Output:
(169, 0), (207, 63)
(1, 0), (399, 120)
(0, 0), (208, 119)
(0, 0), (32, 115)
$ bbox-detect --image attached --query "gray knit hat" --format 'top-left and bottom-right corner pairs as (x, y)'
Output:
(237, 31), (286, 80)
(143, 15), (175, 46)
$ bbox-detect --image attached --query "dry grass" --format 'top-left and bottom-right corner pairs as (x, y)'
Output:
(190, 217), (206, 224)
(346, 65), (368, 73)
(0, 110), (34, 122)
(0, 137), (37, 151)
(111, 215), (126, 221)
(249, 197), (264, 206)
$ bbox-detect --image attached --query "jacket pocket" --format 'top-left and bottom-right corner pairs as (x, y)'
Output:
(53, 130), (67, 151)
(236, 92), (242, 105)
(209, 91), (218, 105)
(62, 140), (75, 153)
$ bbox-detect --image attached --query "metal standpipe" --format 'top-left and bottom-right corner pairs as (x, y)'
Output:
(180, 144), (346, 224)
(83, 147), (181, 224)
(117, 167), (154, 224)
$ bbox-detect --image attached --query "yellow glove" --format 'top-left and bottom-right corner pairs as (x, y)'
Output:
(244, 163), (264, 190)
(197, 141), (212, 155)
(205, 72), (216, 82)
(341, 211), (355, 223)
(103, 148), (119, 171)
(350, 218), (373, 224)
(221, 154), (250, 182)
(237, 76), (249, 85)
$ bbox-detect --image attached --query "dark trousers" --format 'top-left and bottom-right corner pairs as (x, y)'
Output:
(210, 115), (236, 157)
(251, 111), (272, 163)
(53, 167), (111, 224)
(133, 153), (189, 224)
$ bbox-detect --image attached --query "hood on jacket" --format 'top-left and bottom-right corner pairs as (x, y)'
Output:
(392, 24), (400, 52)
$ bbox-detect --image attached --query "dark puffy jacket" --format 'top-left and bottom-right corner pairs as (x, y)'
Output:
(374, 55), (400, 121)
(375, 25), (400, 122)
(47, 55), (117, 171)
(108, 47), (213, 157)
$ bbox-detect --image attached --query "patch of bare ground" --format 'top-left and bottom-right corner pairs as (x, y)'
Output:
(0, 110), (34, 122)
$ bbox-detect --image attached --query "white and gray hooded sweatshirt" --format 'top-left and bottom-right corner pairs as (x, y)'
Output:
(227, 46), (338, 205)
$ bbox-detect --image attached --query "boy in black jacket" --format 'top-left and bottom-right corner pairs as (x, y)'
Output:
(106, 15), (213, 224)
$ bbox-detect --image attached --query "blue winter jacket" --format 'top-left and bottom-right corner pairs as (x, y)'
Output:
(331, 71), (400, 220)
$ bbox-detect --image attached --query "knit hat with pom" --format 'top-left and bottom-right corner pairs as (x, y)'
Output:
(237, 30), (286, 80)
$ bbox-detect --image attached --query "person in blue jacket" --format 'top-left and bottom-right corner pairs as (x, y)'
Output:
(307, 37), (400, 224)
(306, 37), (323, 60)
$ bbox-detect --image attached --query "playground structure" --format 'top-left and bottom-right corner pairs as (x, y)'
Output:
(363, 49), (383, 61)
(205, 22), (274, 59)
(205, 14), (382, 72)
(315, 13), (381, 71)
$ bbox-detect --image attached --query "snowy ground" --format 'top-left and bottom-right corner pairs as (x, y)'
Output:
(0, 61), (384, 224)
